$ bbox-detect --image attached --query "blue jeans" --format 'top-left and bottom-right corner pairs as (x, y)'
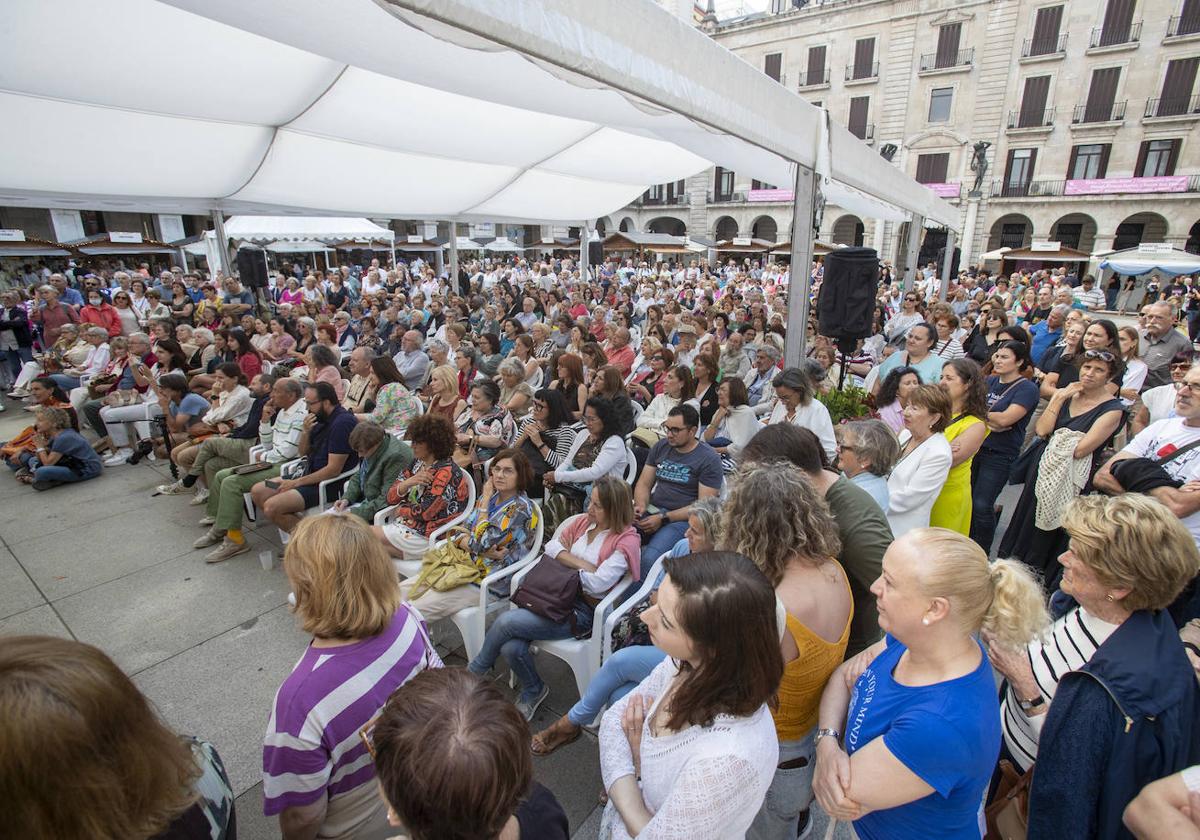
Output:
(970, 450), (1010, 555)
(567, 644), (665, 726)
(33, 464), (96, 485)
(641, 519), (687, 573)
(468, 601), (594, 703)
(1, 346), (32, 379)
(49, 373), (81, 391)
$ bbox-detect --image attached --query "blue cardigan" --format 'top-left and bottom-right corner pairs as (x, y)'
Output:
(1028, 595), (1200, 839)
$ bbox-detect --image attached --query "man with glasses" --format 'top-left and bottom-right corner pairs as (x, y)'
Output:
(1130, 352), (1195, 435)
(1096, 365), (1200, 549)
(631, 404), (722, 569)
(1140, 302), (1193, 389)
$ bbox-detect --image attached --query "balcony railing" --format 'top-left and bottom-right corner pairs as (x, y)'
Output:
(991, 180), (1066, 198)
(1144, 95), (1200, 118)
(797, 67), (830, 87)
(707, 190), (745, 204)
(1168, 14), (1200, 37)
(918, 47), (974, 71)
(1089, 21), (1142, 48)
(1072, 100), (1126, 124)
(1008, 107), (1056, 128)
(845, 61), (879, 82)
(1021, 33), (1068, 57)
(849, 123), (875, 141)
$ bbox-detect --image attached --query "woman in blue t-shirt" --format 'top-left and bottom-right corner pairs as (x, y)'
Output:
(811, 528), (1047, 840)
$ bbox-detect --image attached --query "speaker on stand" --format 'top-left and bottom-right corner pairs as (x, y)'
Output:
(816, 246), (880, 390)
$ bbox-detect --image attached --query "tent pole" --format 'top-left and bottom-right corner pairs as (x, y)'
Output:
(580, 222), (591, 280)
(179, 247), (188, 272)
(939, 229), (956, 303)
(449, 226), (459, 286)
(784, 165), (817, 368)
(389, 235), (397, 271)
(902, 214), (924, 293)
(210, 210), (232, 279)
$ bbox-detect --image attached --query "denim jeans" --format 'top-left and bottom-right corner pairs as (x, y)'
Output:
(970, 450), (1011, 555)
(468, 601), (594, 703)
(641, 519), (687, 575)
(567, 644), (665, 726)
(48, 373), (81, 391)
(32, 464), (96, 485)
(1, 345), (32, 379)
(747, 730), (818, 840)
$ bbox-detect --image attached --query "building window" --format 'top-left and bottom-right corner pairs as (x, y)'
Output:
(714, 167), (735, 201)
(915, 153), (950, 184)
(1137, 139), (1180, 177)
(1004, 148), (1037, 194)
(764, 52), (782, 82)
(1068, 144), (1110, 180)
(751, 180), (778, 190)
(1055, 223), (1083, 249)
(928, 88), (953, 122)
(1028, 5), (1064, 56)
(848, 96), (870, 139)
(1000, 223), (1028, 249)
(1113, 222), (1145, 250)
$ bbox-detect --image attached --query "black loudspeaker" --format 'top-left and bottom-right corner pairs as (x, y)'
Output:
(236, 248), (268, 290)
(817, 246), (879, 341)
(936, 246), (961, 280)
(588, 241), (604, 267)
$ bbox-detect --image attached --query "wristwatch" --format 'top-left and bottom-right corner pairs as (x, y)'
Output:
(1017, 694), (1045, 713)
(814, 727), (841, 746)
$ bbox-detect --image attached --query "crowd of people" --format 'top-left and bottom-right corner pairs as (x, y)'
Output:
(3, 251), (1200, 839)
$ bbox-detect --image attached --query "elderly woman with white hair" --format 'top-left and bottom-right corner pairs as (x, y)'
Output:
(498, 357), (534, 422)
(743, 342), (782, 417)
(834, 418), (899, 513)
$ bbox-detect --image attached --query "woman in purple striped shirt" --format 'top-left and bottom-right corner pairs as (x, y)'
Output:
(262, 515), (441, 839)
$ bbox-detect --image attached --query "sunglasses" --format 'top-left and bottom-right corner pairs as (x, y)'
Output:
(1083, 349), (1116, 362)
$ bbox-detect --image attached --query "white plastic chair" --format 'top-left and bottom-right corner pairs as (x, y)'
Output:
(274, 464), (357, 543)
(445, 502), (545, 661)
(629, 400), (644, 423)
(374, 472), (477, 578)
(527, 366), (544, 389)
(507, 526), (634, 699)
(622, 446), (637, 484)
(603, 551), (668, 662)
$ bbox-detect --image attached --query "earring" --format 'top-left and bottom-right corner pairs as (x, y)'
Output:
(1105, 593), (1115, 602)
(922, 617), (930, 626)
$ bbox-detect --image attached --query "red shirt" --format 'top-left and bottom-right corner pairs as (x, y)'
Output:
(237, 352), (262, 380)
(605, 344), (636, 377)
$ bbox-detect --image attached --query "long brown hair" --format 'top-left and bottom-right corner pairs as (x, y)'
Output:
(661, 552), (783, 730)
(1, 636), (200, 839)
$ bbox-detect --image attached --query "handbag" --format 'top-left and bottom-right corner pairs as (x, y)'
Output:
(86, 372), (119, 399)
(511, 555), (581, 629)
(407, 527), (484, 600)
(984, 759), (1031, 839)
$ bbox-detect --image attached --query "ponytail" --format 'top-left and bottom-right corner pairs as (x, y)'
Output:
(982, 558), (1049, 650)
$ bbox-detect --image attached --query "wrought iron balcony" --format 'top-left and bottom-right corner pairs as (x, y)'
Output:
(918, 47), (974, 72)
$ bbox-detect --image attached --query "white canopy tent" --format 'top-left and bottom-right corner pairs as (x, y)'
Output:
(1097, 245), (1200, 278)
(2, 0), (957, 361)
(222, 216), (393, 244)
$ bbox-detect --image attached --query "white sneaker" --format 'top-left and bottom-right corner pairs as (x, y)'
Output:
(189, 487), (210, 506)
(155, 481), (189, 496)
(103, 448), (134, 466)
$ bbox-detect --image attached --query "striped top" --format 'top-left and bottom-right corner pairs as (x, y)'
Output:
(1000, 606), (1118, 772)
(262, 605), (441, 828)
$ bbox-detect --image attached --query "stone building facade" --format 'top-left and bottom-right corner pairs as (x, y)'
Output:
(619, 0), (1200, 268)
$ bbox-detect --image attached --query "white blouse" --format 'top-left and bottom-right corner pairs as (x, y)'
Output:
(600, 657), (778, 839)
(544, 525), (629, 597)
(886, 430), (953, 538)
(766, 399), (837, 461)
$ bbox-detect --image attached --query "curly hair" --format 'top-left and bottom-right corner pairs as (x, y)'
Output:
(406, 413), (457, 460)
(940, 357), (988, 421)
(720, 462), (841, 586)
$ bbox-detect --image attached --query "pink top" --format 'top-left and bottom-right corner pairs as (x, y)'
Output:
(311, 364), (346, 400)
(558, 515), (643, 580)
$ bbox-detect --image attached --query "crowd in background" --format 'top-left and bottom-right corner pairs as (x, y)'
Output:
(2, 248), (1200, 840)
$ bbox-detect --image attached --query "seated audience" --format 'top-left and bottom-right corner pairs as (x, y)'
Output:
(329, 420), (414, 524)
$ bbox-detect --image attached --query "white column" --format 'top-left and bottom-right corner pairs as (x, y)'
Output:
(449, 225), (459, 285)
(871, 218), (885, 254)
(939, 229), (956, 302)
(784, 166), (817, 367)
(902, 214), (924, 292)
(580, 222), (592, 280)
(210, 210), (232, 278)
(960, 197), (980, 269)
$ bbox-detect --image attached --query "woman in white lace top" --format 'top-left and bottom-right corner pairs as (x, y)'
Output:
(600, 551), (782, 839)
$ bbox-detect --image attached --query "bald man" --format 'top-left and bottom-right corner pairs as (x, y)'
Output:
(605, 326), (636, 377)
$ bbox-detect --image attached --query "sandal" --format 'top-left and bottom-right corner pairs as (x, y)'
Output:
(16, 473), (34, 485)
(530, 715), (582, 756)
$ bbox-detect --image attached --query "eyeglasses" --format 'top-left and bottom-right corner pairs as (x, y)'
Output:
(1175, 381), (1200, 395)
(1083, 349), (1116, 363)
(663, 424), (689, 434)
(1170, 362), (1193, 371)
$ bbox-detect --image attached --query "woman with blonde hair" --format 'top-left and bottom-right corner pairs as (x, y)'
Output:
(424, 363), (465, 422)
(813, 528), (1047, 840)
(264, 514), (441, 840)
(1, 635), (236, 840)
(723, 463), (855, 840)
(989, 494), (1200, 839)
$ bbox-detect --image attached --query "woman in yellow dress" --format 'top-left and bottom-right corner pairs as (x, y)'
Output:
(930, 358), (989, 535)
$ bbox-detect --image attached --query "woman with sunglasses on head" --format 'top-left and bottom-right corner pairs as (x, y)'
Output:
(1040, 318), (1121, 399)
(965, 308), (1009, 365)
(999, 349), (1125, 587)
(512, 389), (576, 496)
(110, 289), (141, 336)
(883, 292), (923, 346)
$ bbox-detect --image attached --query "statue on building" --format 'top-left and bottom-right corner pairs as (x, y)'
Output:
(879, 143), (898, 162)
(969, 141), (991, 194)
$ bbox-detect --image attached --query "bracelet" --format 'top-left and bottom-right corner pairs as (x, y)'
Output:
(815, 727), (841, 746)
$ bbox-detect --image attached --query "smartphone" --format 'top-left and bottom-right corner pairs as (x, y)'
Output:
(265, 479), (281, 490)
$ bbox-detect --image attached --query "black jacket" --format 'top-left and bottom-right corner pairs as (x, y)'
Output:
(0, 306), (33, 347)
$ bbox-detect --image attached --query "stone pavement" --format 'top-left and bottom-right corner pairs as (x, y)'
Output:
(0, 400), (605, 839)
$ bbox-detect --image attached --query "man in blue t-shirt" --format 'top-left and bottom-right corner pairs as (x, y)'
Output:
(252, 381), (358, 536)
(632, 404), (722, 571)
(1027, 305), (1066, 367)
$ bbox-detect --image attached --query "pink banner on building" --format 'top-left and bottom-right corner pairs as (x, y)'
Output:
(747, 188), (794, 202)
(1064, 176), (1188, 195)
(924, 182), (961, 198)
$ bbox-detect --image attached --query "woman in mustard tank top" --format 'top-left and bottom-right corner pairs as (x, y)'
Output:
(929, 359), (989, 535)
(722, 463), (854, 840)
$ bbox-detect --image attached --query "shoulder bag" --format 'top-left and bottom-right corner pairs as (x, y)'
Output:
(511, 555), (581, 630)
(984, 759), (1030, 840)
(407, 527), (484, 600)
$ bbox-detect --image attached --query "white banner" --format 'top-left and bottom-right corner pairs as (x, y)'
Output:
(109, 231), (144, 244)
(157, 214), (185, 243)
(0, 229), (26, 242)
(50, 209), (84, 242)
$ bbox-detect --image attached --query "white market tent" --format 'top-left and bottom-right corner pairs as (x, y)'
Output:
(1098, 245), (1200, 278)
(2, 0), (957, 361)
(222, 216), (393, 244)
